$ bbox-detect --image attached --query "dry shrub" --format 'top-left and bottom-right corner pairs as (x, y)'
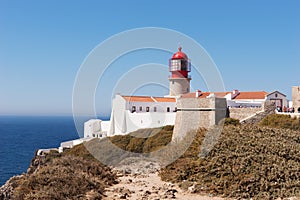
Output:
(260, 114), (300, 131)
(75, 126), (174, 166)
(108, 125), (173, 153)
(62, 143), (95, 161)
(223, 118), (241, 126)
(160, 125), (300, 199)
(58, 126), (172, 169)
(12, 155), (116, 199)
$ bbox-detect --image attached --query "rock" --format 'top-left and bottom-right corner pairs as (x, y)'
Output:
(124, 168), (132, 174)
(145, 190), (151, 195)
(118, 188), (132, 199)
(164, 189), (178, 199)
(188, 185), (195, 193)
(0, 175), (23, 200)
(119, 192), (130, 199)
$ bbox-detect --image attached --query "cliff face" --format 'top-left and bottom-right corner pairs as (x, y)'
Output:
(2, 122), (299, 199)
(0, 175), (22, 200)
(0, 149), (117, 200)
(0, 151), (44, 200)
(0, 126), (174, 200)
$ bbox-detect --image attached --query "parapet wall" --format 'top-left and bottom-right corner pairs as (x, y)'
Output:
(241, 101), (276, 124)
(172, 97), (227, 141)
(229, 107), (262, 121)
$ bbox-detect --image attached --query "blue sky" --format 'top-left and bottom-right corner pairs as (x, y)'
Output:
(0, 0), (299, 116)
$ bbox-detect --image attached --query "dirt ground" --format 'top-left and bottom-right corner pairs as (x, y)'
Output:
(103, 172), (228, 200)
(103, 157), (227, 200)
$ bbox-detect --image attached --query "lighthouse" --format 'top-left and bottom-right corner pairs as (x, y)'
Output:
(168, 47), (191, 96)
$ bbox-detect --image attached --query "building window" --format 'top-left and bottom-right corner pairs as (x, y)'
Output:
(139, 106), (142, 111)
(132, 106), (136, 113)
(167, 107), (170, 112)
(154, 107), (157, 112)
(275, 93), (278, 98)
(146, 107), (150, 112)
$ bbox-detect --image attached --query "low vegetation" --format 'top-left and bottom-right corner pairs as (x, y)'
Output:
(223, 117), (241, 126)
(259, 114), (300, 131)
(4, 116), (300, 199)
(5, 126), (174, 200)
(160, 125), (300, 199)
(10, 150), (117, 199)
(77, 125), (174, 166)
(109, 125), (173, 153)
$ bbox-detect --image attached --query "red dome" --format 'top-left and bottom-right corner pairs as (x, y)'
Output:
(172, 47), (188, 60)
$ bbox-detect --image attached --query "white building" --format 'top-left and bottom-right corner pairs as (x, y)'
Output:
(266, 91), (288, 109)
(84, 119), (110, 138)
(82, 47), (288, 139)
(107, 95), (177, 136)
(83, 47), (192, 138)
(182, 90), (276, 108)
(227, 91), (268, 108)
(83, 89), (288, 138)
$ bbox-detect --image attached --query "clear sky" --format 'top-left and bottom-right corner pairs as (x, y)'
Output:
(1, 0), (299, 116)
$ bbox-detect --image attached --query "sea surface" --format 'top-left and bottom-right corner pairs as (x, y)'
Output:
(0, 116), (107, 186)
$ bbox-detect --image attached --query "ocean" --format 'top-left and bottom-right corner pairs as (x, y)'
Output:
(0, 116), (106, 186)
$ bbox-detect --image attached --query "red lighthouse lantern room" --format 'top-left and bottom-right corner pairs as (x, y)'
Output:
(169, 47), (191, 78)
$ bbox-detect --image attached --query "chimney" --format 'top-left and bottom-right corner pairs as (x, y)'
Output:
(195, 90), (201, 98)
(232, 89), (240, 99)
(207, 93), (215, 98)
(233, 89), (239, 95)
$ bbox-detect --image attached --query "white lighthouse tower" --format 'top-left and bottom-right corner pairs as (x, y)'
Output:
(168, 47), (191, 96)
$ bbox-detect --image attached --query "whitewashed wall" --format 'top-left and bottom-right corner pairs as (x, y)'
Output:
(123, 111), (176, 134)
(84, 119), (102, 138)
(108, 95), (127, 136)
(108, 94), (176, 136)
(125, 101), (176, 113)
(266, 92), (288, 108)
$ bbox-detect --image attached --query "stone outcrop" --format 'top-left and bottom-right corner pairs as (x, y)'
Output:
(0, 175), (24, 200)
(0, 151), (46, 200)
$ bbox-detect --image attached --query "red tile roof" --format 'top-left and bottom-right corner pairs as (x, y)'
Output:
(181, 91), (267, 100)
(214, 92), (231, 97)
(181, 92), (210, 98)
(233, 91), (267, 100)
(122, 96), (176, 102)
(122, 91), (268, 102)
(122, 96), (154, 102)
(153, 97), (176, 102)
(181, 92), (230, 98)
